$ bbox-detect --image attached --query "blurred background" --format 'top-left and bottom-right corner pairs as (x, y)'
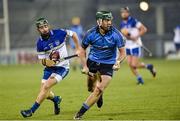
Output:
(0, 0), (180, 65)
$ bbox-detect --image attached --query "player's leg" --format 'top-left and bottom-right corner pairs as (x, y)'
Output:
(86, 71), (103, 108)
(133, 47), (156, 77)
(74, 62), (113, 119)
(36, 77), (57, 103)
(135, 59), (156, 77)
(86, 59), (98, 92)
(131, 56), (144, 84)
(126, 47), (144, 84)
(127, 54), (143, 84)
(20, 67), (68, 117)
(74, 75), (112, 119)
(39, 82), (55, 100)
(20, 77), (57, 118)
(40, 81), (62, 115)
(86, 59), (103, 107)
(85, 75), (111, 107)
(43, 68), (69, 115)
(126, 48), (139, 76)
(87, 74), (97, 92)
(40, 82), (60, 106)
(94, 72), (103, 108)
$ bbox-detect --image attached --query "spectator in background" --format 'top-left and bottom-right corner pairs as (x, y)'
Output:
(68, 17), (84, 70)
(174, 25), (180, 54)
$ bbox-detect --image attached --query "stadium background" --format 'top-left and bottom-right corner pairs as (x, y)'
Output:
(0, 0), (180, 64)
(0, 0), (180, 120)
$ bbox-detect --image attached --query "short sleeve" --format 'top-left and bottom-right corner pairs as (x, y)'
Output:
(81, 32), (91, 49)
(66, 29), (74, 37)
(134, 19), (142, 28)
(59, 29), (67, 37)
(119, 22), (124, 29)
(116, 32), (126, 48)
(36, 40), (46, 59)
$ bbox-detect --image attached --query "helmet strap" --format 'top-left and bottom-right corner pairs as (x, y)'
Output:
(41, 32), (50, 40)
(97, 19), (102, 26)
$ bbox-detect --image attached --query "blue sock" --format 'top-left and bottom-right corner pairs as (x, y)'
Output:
(146, 64), (152, 70)
(78, 103), (89, 115)
(52, 96), (58, 102)
(137, 75), (144, 84)
(30, 102), (40, 113)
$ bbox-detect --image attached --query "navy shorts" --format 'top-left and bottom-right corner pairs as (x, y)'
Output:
(175, 43), (180, 51)
(42, 66), (69, 83)
(87, 59), (114, 77)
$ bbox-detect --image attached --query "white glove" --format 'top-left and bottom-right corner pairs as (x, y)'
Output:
(113, 60), (121, 71)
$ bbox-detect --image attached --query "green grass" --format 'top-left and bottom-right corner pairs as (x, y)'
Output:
(0, 59), (180, 120)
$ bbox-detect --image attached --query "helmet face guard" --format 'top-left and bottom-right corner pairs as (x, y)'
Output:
(36, 17), (50, 39)
(96, 11), (113, 31)
(36, 17), (49, 28)
(120, 6), (130, 12)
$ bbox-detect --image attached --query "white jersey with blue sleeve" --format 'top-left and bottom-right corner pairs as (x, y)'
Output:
(36, 29), (74, 69)
(120, 16), (142, 49)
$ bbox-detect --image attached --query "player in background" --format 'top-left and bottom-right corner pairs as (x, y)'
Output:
(120, 7), (156, 85)
(173, 25), (180, 54)
(20, 17), (84, 118)
(74, 11), (126, 120)
(68, 17), (84, 70)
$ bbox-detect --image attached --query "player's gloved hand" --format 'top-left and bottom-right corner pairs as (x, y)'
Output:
(113, 60), (121, 71)
(41, 59), (56, 67)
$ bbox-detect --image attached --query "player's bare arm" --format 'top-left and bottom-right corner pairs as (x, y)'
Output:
(138, 23), (147, 37)
(130, 24), (147, 41)
(113, 47), (126, 71)
(80, 47), (89, 74)
(71, 31), (88, 71)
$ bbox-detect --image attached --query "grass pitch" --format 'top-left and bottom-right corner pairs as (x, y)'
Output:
(0, 59), (180, 120)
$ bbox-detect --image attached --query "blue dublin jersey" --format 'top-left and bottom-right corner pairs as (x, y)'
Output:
(82, 26), (125, 64)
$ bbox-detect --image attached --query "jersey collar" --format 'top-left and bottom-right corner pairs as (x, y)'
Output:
(39, 30), (54, 41)
(96, 26), (113, 35)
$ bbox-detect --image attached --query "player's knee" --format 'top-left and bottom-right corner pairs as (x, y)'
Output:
(130, 63), (136, 69)
(94, 86), (103, 97)
(42, 83), (51, 91)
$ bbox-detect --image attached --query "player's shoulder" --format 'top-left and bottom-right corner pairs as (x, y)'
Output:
(36, 37), (42, 45)
(52, 29), (67, 35)
(36, 37), (44, 52)
(84, 26), (97, 38)
(86, 26), (97, 34)
(111, 26), (122, 36)
(129, 16), (139, 23)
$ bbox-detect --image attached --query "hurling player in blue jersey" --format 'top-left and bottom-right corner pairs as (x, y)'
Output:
(20, 18), (84, 118)
(69, 17), (84, 71)
(74, 11), (126, 120)
(120, 7), (156, 85)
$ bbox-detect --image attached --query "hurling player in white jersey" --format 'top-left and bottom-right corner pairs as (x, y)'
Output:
(20, 18), (85, 118)
(120, 7), (156, 85)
